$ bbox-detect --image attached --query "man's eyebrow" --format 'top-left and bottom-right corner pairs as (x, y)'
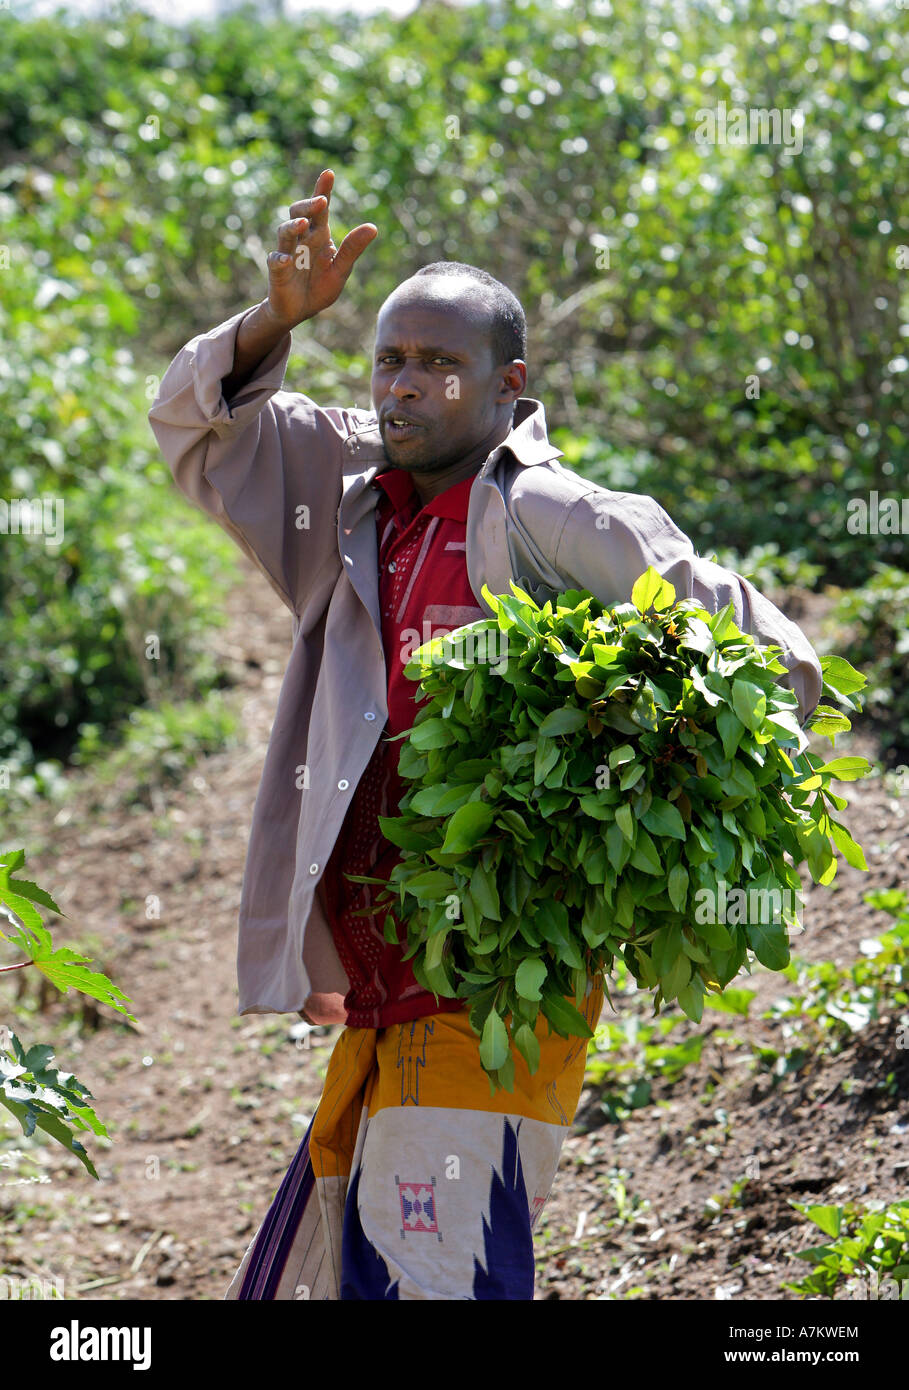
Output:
(373, 343), (467, 356)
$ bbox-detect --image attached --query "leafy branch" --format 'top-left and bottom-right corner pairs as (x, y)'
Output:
(0, 848), (137, 1178)
(346, 569), (872, 1093)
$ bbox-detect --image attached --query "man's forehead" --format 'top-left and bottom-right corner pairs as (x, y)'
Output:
(375, 280), (493, 346)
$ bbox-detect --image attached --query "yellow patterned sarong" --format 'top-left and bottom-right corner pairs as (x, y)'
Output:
(225, 978), (603, 1300)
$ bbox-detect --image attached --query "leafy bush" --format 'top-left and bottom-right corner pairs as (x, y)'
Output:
(710, 544), (825, 608)
(829, 566), (909, 767)
(2, 0), (905, 771)
(784, 1199), (909, 1299)
(0, 252), (236, 781)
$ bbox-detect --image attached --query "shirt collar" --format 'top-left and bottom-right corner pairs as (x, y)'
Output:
(373, 466), (476, 522)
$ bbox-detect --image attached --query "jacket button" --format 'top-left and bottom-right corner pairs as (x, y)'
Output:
(338, 779), (349, 790)
(309, 863), (319, 875)
(364, 711), (376, 721)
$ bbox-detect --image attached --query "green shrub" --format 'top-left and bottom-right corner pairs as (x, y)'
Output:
(830, 567), (909, 767)
(784, 1199), (909, 1299)
(0, 253), (236, 780)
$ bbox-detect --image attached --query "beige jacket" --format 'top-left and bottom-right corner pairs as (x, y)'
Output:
(148, 308), (823, 1017)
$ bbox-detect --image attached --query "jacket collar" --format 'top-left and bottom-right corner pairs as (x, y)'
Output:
(340, 396), (563, 483)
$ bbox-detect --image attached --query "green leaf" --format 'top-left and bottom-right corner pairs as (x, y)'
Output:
(657, 956), (688, 1003)
(802, 1204), (844, 1239)
(631, 566), (676, 614)
(731, 679), (767, 733)
(376, 816), (438, 852)
(0, 915), (136, 1023)
(629, 827), (662, 875)
(819, 657), (866, 696)
(615, 803), (635, 843)
(607, 743), (636, 769)
(399, 869), (455, 900)
(695, 916), (734, 949)
(709, 603), (739, 643)
(829, 820), (868, 871)
(619, 760), (645, 792)
(642, 797), (686, 841)
(746, 919), (790, 971)
(540, 984), (594, 1040)
(515, 956), (547, 1001)
(513, 1022), (541, 1074)
(479, 1009), (509, 1072)
(440, 802), (496, 854)
(676, 980), (704, 1022)
(806, 706), (852, 740)
(534, 737), (560, 785)
(704, 987), (755, 1016)
(667, 862), (689, 912)
(821, 757), (871, 783)
(410, 718), (457, 750)
(716, 704), (745, 761)
(425, 929), (449, 970)
(0, 874), (63, 917)
(498, 808), (533, 841)
(538, 706), (587, 736)
(469, 859), (502, 920)
(606, 821), (631, 872)
(630, 684), (659, 731)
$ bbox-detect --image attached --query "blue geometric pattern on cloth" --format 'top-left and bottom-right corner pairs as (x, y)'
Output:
(472, 1117), (534, 1300)
(340, 1164), (400, 1301)
(396, 1019), (434, 1105)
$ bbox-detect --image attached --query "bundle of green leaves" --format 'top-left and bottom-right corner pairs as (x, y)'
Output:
(347, 568), (870, 1093)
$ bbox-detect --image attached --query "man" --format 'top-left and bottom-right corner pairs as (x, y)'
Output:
(148, 169), (822, 1300)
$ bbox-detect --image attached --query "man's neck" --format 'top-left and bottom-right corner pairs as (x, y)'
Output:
(403, 456), (482, 507)
(402, 413), (517, 506)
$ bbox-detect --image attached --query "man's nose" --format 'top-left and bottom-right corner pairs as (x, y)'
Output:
(390, 365), (422, 397)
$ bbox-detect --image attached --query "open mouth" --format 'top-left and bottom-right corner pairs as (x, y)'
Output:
(384, 417), (424, 442)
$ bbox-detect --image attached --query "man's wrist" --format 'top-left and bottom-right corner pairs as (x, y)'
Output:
(260, 298), (303, 333)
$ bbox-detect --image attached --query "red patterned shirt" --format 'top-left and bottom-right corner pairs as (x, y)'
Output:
(321, 466), (487, 1028)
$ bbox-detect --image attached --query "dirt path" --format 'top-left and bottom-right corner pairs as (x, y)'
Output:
(1, 557), (906, 1301)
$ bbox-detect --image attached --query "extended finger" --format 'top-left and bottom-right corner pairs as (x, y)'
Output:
(276, 216), (309, 254)
(304, 169), (334, 234)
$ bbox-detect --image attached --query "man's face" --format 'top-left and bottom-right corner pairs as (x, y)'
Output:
(370, 283), (517, 473)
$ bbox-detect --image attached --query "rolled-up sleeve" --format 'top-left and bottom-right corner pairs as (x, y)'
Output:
(147, 309), (364, 616)
(554, 486), (824, 725)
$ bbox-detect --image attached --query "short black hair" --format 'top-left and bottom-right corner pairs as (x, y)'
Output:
(405, 261), (527, 367)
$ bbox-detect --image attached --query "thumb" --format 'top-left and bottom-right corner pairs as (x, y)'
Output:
(331, 224), (378, 280)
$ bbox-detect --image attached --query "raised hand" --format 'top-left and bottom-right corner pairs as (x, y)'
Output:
(266, 169), (378, 327)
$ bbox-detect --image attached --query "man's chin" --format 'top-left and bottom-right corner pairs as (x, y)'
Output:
(381, 447), (435, 471)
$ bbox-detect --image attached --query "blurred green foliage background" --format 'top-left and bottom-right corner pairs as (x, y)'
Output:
(0, 0), (906, 800)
